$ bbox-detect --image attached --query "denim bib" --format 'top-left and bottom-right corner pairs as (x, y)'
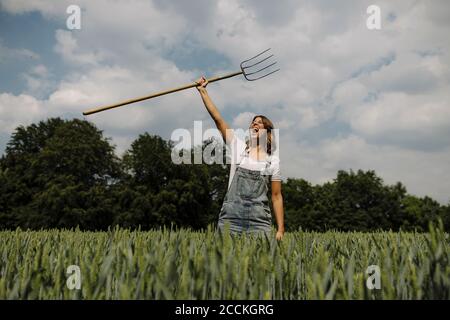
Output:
(218, 153), (272, 235)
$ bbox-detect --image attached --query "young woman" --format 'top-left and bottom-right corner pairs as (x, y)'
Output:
(195, 76), (285, 240)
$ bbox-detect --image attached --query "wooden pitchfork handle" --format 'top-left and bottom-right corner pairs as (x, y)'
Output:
(82, 70), (243, 116)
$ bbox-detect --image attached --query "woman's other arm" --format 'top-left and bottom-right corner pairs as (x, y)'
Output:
(271, 180), (285, 240)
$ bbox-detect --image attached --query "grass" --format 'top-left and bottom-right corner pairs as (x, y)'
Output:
(0, 222), (449, 299)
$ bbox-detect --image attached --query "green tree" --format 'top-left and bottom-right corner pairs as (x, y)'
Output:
(282, 178), (316, 231)
(116, 134), (228, 230)
(122, 133), (176, 193)
(0, 118), (120, 230)
(400, 195), (444, 232)
(282, 170), (413, 232)
(442, 203), (450, 231)
(326, 170), (402, 231)
(1, 118), (446, 232)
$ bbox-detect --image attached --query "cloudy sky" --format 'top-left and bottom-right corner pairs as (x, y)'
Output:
(0, 0), (449, 204)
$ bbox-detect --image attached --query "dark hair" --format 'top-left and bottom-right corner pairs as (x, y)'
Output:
(245, 115), (275, 155)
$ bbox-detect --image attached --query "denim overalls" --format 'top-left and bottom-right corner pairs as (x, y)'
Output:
(218, 152), (272, 235)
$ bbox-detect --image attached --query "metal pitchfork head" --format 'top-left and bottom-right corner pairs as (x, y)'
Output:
(240, 48), (280, 81)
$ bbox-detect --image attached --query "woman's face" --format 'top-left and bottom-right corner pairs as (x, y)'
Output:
(249, 117), (265, 138)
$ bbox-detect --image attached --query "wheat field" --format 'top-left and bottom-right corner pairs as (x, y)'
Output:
(0, 222), (448, 300)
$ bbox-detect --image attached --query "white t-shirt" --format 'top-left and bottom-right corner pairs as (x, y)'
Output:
(227, 135), (282, 189)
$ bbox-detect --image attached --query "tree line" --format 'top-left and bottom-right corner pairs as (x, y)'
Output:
(0, 118), (448, 232)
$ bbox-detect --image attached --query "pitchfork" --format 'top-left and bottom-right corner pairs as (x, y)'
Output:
(82, 48), (279, 116)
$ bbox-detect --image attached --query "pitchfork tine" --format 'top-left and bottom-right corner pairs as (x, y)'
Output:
(240, 48), (280, 81)
(244, 61), (278, 76)
(240, 48), (272, 64)
(241, 54), (274, 70)
(245, 68), (280, 81)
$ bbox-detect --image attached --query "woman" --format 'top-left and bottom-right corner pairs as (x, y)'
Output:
(195, 76), (285, 240)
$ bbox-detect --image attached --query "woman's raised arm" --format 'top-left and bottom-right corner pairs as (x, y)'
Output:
(196, 76), (234, 145)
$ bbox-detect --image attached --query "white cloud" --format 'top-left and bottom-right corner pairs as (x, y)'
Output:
(54, 30), (103, 66)
(0, 0), (68, 16)
(20, 64), (54, 98)
(0, 93), (43, 134)
(232, 112), (255, 128)
(351, 91), (450, 147)
(0, 42), (39, 63)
